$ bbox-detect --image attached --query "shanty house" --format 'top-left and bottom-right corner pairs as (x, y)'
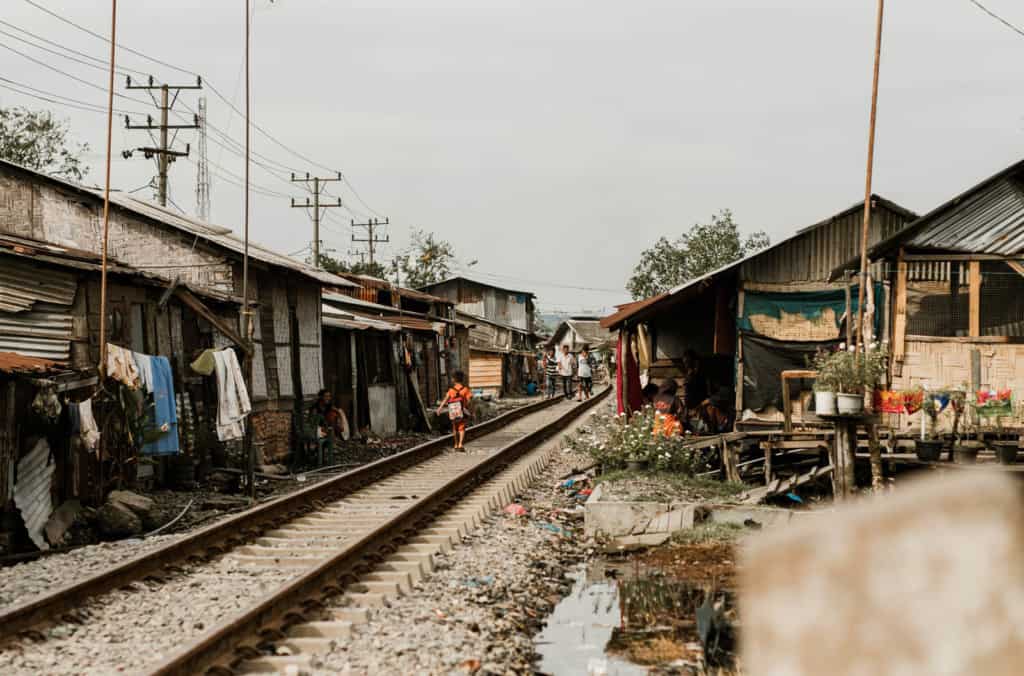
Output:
(0, 234), (245, 552)
(602, 196), (917, 428)
(0, 158), (356, 463)
(865, 158), (1024, 429)
(421, 276), (537, 396)
(322, 290), (458, 432)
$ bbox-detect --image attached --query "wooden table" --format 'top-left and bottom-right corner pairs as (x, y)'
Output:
(818, 412), (880, 500)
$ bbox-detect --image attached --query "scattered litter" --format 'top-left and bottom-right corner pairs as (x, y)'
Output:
(785, 492), (804, 504)
(504, 504), (528, 517)
(296, 474), (307, 483)
(459, 658), (482, 673)
(462, 575), (495, 588)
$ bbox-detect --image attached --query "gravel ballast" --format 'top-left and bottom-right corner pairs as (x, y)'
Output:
(314, 423), (597, 675)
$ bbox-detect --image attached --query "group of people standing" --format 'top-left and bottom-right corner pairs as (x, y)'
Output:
(541, 344), (597, 401)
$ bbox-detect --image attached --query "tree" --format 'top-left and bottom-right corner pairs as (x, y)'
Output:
(626, 209), (769, 299)
(0, 107), (90, 181)
(398, 229), (456, 289)
(309, 250), (388, 279)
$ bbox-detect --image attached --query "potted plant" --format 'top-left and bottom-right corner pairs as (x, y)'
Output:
(953, 401), (983, 465)
(811, 348), (839, 416)
(832, 348), (863, 415)
(915, 390), (945, 462)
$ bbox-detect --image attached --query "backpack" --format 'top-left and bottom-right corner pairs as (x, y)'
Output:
(447, 385), (467, 421)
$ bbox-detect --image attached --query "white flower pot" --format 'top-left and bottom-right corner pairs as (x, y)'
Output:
(815, 391), (838, 416)
(837, 392), (864, 416)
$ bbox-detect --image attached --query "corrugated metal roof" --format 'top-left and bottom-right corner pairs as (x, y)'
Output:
(905, 176), (1024, 255)
(0, 255), (76, 361)
(871, 158), (1024, 258)
(14, 438), (54, 550)
(602, 195), (917, 330)
(0, 158), (358, 289)
(0, 351), (61, 374)
(0, 257), (76, 313)
(423, 275), (536, 298)
(322, 306), (400, 332)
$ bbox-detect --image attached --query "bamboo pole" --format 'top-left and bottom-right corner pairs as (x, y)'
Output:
(243, 0), (256, 502)
(856, 0), (886, 352)
(98, 0), (118, 377)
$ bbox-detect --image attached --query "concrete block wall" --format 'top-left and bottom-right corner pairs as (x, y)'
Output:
(251, 410), (292, 463)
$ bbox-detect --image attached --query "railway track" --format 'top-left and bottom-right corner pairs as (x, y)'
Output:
(0, 389), (607, 675)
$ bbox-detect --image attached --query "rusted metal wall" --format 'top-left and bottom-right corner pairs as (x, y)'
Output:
(740, 205), (910, 283)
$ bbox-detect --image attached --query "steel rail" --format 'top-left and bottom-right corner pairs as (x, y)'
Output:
(148, 388), (609, 675)
(0, 396), (562, 640)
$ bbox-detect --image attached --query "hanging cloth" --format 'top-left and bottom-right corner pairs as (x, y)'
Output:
(141, 356), (180, 456)
(616, 331), (644, 416)
(190, 348), (218, 376)
(106, 344), (140, 388)
(79, 398), (101, 453)
(636, 324), (653, 371)
(134, 352), (154, 392)
(213, 349), (252, 441)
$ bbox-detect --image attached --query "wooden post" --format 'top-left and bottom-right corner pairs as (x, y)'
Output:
(782, 374), (793, 434)
(893, 249), (908, 362)
(844, 278), (853, 347)
(868, 422), (883, 491)
(724, 441), (741, 483)
(831, 420), (857, 500)
(763, 440), (773, 485)
(969, 260), (981, 337)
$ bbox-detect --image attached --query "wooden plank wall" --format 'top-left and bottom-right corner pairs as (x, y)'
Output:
(469, 351), (503, 391)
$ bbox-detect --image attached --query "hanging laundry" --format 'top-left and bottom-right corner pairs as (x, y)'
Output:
(134, 351), (154, 392)
(141, 356), (180, 456)
(190, 348), (218, 376)
(79, 398), (101, 452)
(213, 349), (252, 441)
(31, 383), (61, 421)
(106, 344), (140, 388)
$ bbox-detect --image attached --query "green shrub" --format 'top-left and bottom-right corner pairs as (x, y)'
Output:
(565, 407), (711, 475)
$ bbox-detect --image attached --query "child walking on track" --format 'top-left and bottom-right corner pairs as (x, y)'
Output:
(438, 370), (473, 450)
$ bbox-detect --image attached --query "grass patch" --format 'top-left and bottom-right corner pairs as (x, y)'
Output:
(594, 469), (747, 503)
(671, 521), (745, 546)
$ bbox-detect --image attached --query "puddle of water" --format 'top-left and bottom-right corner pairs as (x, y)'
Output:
(534, 566), (648, 676)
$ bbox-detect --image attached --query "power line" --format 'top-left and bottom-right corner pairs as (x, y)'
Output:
(22, 0), (197, 78)
(0, 18), (151, 79)
(19, 0), (387, 216)
(968, 0), (1024, 37)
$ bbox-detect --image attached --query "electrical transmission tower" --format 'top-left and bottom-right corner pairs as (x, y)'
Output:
(195, 97), (211, 221)
(122, 76), (202, 207)
(351, 217), (390, 266)
(290, 172), (343, 268)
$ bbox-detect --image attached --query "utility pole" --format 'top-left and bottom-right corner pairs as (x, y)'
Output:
(123, 75), (202, 207)
(290, 172), (342, 268)
(195, 96), (211, 220)
(351, 217), (390, 266)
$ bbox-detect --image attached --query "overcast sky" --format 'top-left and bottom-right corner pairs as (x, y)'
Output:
(3, 0), (1024, 316)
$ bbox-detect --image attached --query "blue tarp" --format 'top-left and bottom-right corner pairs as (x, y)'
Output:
(738, 283), (885, 338)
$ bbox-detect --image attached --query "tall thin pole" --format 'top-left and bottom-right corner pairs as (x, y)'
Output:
(856, 0), (885, 351)
(98, 0), (118, 377)
(243, 0), (255, 502)
(312, 176), (320, 266)
(157, 84), (169, 206)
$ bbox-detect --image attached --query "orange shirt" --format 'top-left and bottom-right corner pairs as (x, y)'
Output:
(445, 385), (472, 406)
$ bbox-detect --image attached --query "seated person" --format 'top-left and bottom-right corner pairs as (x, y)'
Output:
(310, 389), (350, 459)
(652, 380), (683, 437)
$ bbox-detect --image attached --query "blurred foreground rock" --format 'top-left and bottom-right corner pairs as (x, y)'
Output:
(741, 472), (1024, 676)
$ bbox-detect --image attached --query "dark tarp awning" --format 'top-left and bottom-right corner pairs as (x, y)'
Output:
(741, 333), (839, 412)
